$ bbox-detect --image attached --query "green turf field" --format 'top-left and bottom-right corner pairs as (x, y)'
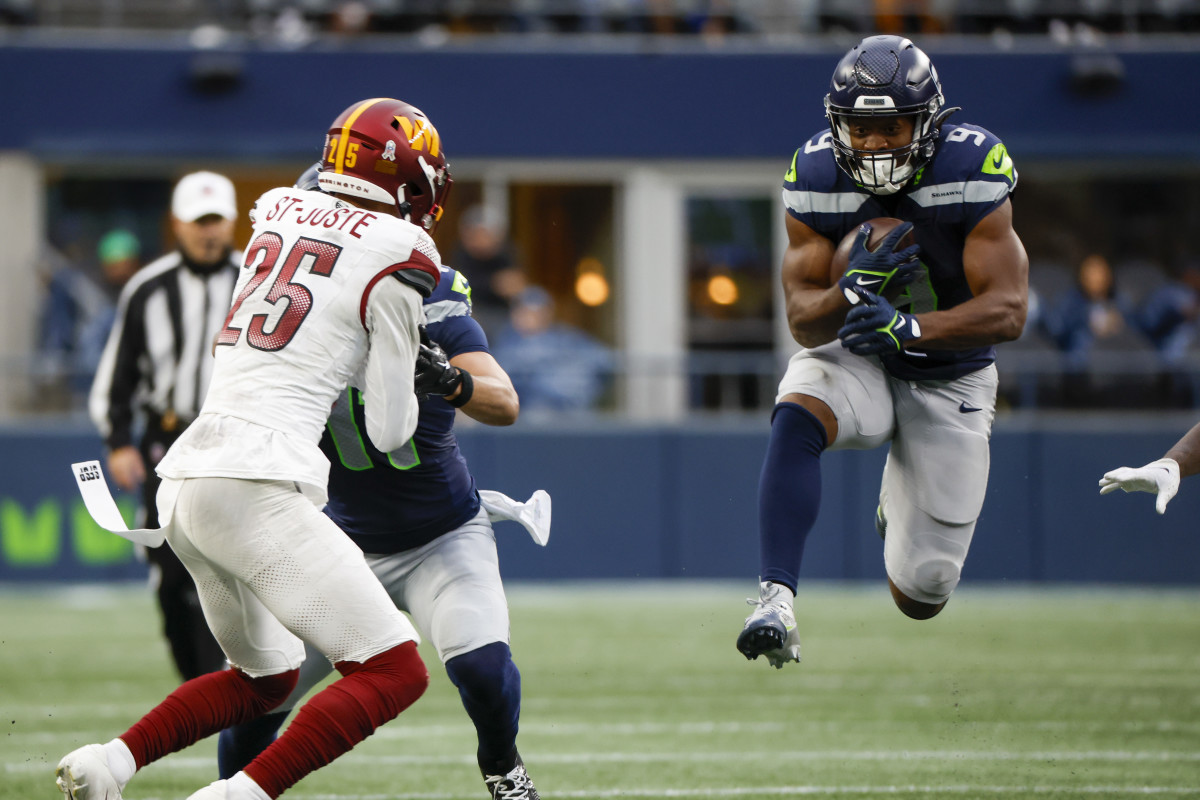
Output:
(3, 581), (1199, 799)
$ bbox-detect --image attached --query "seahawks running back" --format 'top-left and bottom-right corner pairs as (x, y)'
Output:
(737, 35), (1028, 668)
(217, 165), (545, 800)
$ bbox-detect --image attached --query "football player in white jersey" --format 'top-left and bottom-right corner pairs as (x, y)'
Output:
(56, 97), (454, 800)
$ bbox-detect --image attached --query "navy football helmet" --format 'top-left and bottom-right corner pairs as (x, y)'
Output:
(825, 35), (959, 195)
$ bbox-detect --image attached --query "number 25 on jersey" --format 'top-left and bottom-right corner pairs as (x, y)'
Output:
(218, 233), (342, 351)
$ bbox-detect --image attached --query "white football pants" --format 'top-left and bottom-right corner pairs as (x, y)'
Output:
(777, 342), (998, 604)
(159, 476), (419, 677)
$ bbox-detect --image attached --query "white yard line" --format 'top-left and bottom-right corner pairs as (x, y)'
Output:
(18, 717), (1200, 740)
(10, 748), (1200, 774)
(18, 717), (1200, 745)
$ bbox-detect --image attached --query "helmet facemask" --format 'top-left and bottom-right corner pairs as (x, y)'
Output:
(826, 100), (941, 196)
(823, 35), (958, 196)
(398, 155), (453, 235)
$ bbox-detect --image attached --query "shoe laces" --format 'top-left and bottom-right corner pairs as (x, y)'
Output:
(485, 764), (538, 800)
(745, 595), (789, 613)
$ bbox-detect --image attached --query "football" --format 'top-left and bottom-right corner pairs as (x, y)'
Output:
(829, 217), (916, 302)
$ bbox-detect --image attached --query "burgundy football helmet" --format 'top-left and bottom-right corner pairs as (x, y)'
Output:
(318, 97), (453, 233)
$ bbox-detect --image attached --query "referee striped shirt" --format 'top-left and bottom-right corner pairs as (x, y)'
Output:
(89, 250), (239, 450)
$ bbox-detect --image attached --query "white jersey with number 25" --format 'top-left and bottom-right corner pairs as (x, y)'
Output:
(156, 186), (441, 507)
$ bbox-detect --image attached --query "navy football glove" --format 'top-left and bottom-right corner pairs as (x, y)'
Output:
(414, 325), (464, 399)
(837, 289), (922, 356)
(837, 221), (922, 305)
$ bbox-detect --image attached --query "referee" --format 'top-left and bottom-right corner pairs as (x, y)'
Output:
(89, 171), (240, 681)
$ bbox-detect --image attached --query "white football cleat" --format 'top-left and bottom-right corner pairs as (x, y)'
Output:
(188, 773), (271, 800)
(186, 779), (229, 800)
(736, 580), (802, 669)
(56, 744), (123, 800)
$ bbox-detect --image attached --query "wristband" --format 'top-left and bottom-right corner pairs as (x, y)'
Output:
(446, 369), (474, 408)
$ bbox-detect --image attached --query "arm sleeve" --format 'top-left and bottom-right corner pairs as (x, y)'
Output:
(88, 283), (146, 449)
(361, 273), (424, 453)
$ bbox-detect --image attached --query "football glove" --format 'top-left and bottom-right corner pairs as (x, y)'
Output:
(1098, 457), (1181, 515)
(837, 221), (922, 305)
(414, 325), (464, 399)
(837, 289), (922, 356)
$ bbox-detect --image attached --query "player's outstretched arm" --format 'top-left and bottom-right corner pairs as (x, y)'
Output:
(413, 327), (519, 426)
(448, 350), (519, 426)
(1099, 419), (1200, 513)
(907, 199), (1028, 350)
(781, 214), (853, 347)
(1164, 421), (1200, 479)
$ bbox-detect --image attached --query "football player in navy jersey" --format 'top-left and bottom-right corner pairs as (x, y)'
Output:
(215, 166), (546, 800)
(736, 35), (1029, 668)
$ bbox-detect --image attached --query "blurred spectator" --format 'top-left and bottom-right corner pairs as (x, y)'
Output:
(874, 0), (950, 35)
(18, 0), (1200, 37)
(1041, 253), (1135, 371)
(491, 286), (614, 416)
(1134, 261), (1200, 406)
(329, 0), (371, 34)
(1135, 261), (1200, 366)
(36, 228), (141, 408)
(450, 204), (526, 337)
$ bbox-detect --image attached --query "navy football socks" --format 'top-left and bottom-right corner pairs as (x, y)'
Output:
(758, 402), (828, 594)
(445, 641), (523, 776)
(218, 709), (289, 779)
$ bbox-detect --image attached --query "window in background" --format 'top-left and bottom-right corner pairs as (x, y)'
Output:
(506, 183), (615, 341)
(685, 195), (776, 412)
(1002, 171), (1200, 410)
(498, 183), (617, 414)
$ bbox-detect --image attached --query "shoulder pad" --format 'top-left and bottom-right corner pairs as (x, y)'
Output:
(426, 267), (472, 304)
(424, 267), (474, 325)
(925, 123), (1017, 194)
(783, 129), (841, 190)
(389, 249), (440, 298)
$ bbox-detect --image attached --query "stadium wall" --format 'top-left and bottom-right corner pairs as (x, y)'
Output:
(0, 39), (1196, 162)
(1, 421), (1196, 585)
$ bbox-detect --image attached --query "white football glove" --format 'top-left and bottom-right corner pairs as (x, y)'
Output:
(1098, 457), (1181, 515)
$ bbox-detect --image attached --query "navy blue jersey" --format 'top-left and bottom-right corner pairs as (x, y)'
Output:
(783, 122), (1018, 380)
(320, 266), (488, 554)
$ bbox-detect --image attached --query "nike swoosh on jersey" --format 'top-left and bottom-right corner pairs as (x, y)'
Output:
(959, 401), (983, 413)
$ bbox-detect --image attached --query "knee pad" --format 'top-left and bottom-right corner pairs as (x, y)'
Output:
(910, 558), (962, 604)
